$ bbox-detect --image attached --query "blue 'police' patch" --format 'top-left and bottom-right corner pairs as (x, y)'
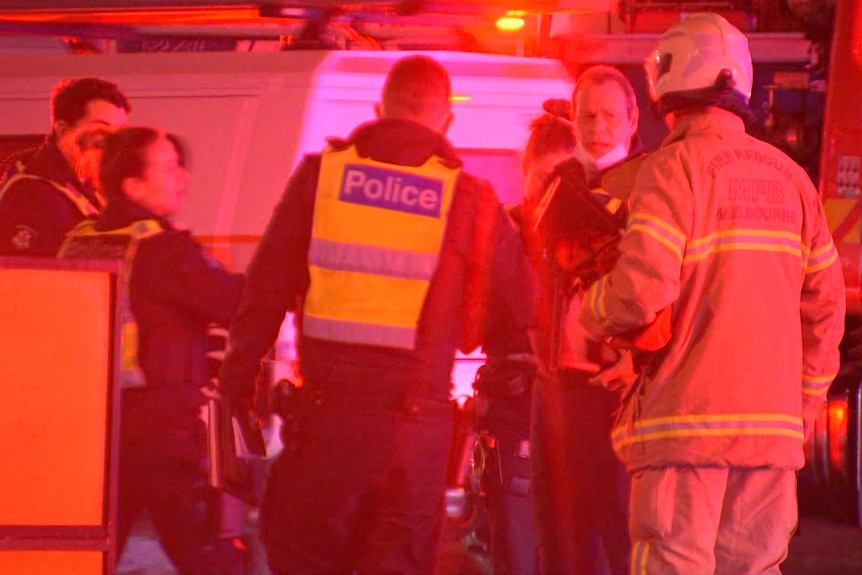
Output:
(338, 164), (443, 218)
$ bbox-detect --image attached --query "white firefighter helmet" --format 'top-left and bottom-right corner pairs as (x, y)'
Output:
(644, 12), (753, 104)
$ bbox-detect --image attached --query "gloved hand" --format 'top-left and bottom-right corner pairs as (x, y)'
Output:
(610, 305), (673, 353)
(589, 350), (638, 392)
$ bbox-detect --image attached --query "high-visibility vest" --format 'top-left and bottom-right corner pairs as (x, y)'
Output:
(59, 218), (164, 388)
(303, 145), (460, 349)
(0, 158), (103, 217)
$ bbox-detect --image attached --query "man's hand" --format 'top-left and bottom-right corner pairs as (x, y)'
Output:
(588, 350), (638, 392)
(609, 305), (673, 353)
(222, 392), (266, 457)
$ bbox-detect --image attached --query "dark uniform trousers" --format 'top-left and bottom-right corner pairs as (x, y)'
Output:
(260, 385), (454, 575)
(475, 385), (537, 574)
(116, 388), (246, 575)
(531, 369), (631, 575)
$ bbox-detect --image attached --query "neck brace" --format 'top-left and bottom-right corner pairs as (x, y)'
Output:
(573, 140), (630, 175)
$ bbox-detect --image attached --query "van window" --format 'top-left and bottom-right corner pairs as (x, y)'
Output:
(457, 148), (524, 206)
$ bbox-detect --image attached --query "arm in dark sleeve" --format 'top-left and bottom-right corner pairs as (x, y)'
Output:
(218, 156), (319, 403)
(482, 204), (535, 358)
(134, 231), (245, 327)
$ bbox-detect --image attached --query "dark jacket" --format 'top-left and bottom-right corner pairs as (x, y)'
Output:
(528, 148), (643, 371)
(96, 196), (245, 414)
(220, 118), (532, 403)
(0, 139), (101, 257)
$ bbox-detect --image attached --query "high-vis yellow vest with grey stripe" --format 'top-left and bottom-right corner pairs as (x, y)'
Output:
(59, 218), (164, 388)
(304, 145), (460, 349)
(0, 160), (103, 217)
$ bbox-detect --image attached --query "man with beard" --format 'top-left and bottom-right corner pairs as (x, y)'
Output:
(0, 76), (130, 256)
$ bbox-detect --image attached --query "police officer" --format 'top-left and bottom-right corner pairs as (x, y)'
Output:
(60, 126), (246, 575)
(580, 13), (846, 573)
(0, 77), (130, 256)
(218, 55), (533, 575)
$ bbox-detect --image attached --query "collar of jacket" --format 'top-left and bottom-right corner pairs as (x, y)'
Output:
(662, 107), (746, 147)
(24, 138), (100, 203)
(328, 118), (462, 170)
(95, 195), (175, 233)
(552, 143), (643, 190)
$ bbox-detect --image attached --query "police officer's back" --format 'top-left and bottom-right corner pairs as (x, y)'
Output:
(219, 55), (533, 575)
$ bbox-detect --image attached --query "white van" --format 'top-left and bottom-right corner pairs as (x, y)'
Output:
(0, 49), (574, 398)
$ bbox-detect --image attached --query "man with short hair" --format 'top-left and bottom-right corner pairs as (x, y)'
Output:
(528, 65), (642, 575)
(580, 13), (845, 573)
(0, 76), (130, 256)
(219, 55), (532, 575)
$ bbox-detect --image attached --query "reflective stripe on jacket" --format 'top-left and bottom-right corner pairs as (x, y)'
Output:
(303, 144), (460, 349)
(60, 218), (164, 388)
(580, 108), (845, 471)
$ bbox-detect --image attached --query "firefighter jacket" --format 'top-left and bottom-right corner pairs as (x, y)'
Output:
(0, 139), (102, 256)
(580, 107), (846, 471)
(219, 118), (533, 404)
(63, 196), (245, 416)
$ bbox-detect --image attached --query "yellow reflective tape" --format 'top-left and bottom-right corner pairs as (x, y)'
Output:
(630, 222), (685, 259)
(639, 542), (650, 575)
(805, 249), (838, 274)
(683, 242), (802, 264)
(803, 372), (838, 384)
(687, 228), (801, 248)
(632, 412), (800, 427)
(614, 426), (805, 447)
(809, 239), (836, 259)
(629, 211), (687, 243)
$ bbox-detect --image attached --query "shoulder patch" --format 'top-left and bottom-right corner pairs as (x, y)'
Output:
(10, 225), (37, 252)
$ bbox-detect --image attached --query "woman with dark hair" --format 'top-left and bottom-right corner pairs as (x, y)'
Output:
(521, 99), (578, 222)
(472, 102), (576, 575)
(61, 126), (245, 575)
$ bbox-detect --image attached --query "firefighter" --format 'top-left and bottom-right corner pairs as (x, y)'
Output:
(0, 77), (130, 256)
(60, 127), (246, 575)
(528, 69), (643, 575)
(217, 55), (532, 575)
(579, 12), (846, 574)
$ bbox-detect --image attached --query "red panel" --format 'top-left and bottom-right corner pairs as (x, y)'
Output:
(625, 9), (756, 33)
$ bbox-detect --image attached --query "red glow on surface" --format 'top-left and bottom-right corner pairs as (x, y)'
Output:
(0, 7), (279, 27)
(828, 399), (848, 475)
(829, 400), (847, 426)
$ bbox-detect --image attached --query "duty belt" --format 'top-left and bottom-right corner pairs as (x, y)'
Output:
(302, 387), (454, 420)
